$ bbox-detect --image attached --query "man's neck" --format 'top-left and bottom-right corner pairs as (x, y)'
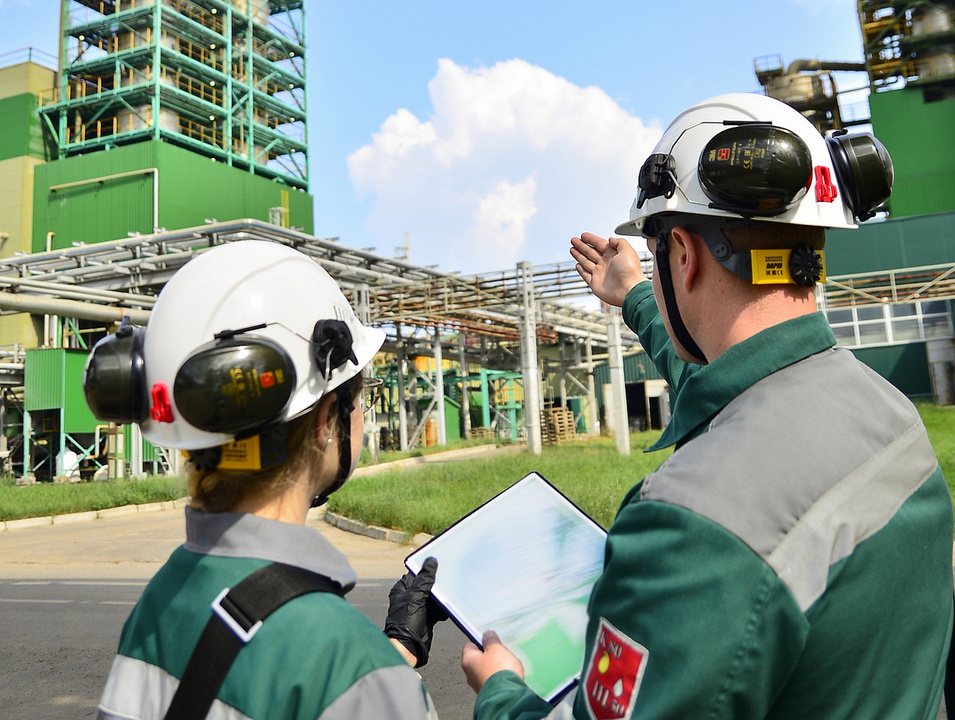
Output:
(699, 285), (817, 361)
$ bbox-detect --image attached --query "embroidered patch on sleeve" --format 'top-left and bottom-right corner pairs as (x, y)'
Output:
(583, 618), (648, 720)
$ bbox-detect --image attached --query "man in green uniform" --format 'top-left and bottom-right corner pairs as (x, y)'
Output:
(462, 93), (954, 720)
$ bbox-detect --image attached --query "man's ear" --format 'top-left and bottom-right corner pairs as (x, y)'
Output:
(669, 226), (702, 292)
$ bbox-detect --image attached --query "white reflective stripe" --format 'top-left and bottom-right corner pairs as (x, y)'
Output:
(97, 654), (251, 720)
(316, 664), (438, 720)
(767, 422), (939, 612)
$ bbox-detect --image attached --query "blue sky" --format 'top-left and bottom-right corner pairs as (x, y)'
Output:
(2, 0), (867, 274)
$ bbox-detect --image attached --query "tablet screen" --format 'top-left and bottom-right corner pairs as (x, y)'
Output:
(405, 472), (607, 702)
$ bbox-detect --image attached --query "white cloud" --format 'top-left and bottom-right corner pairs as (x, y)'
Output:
(473, 176), (538, 267)
(348, 58), (661, 274)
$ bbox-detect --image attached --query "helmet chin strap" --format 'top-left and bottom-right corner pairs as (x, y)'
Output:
(653, 234), (708, 365)
(310, 382), (355, 508)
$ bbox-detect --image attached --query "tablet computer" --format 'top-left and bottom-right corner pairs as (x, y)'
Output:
(405, 472), (606, 703)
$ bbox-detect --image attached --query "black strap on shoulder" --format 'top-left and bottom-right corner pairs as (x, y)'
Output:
(163, 562), (344, 720)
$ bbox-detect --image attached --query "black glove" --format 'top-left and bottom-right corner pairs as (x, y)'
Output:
(384, 557), (448, 668)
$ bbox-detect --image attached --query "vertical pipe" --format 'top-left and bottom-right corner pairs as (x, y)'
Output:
(458, 332), (471, 439)
(480, 366), (490, 429)
(433, 327), (446, 446)
(57, 410), (66, 478)
(396, 324), (409, 451)
(586, 335), (599, 435)
(23, 408), (30, 480)
(519, 262), (542, 455)
(44, 232), (54, 346)
(152, 2), (161, 142)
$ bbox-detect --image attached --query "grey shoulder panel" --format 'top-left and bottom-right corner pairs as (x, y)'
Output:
(317, 664), (438, 720)
(641, 347), (938, 611)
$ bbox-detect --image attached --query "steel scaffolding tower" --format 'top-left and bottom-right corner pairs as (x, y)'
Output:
(858, 0), (955, 94)
(38, 0), (307, 188)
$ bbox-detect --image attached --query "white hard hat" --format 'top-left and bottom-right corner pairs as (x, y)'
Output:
(615, 92), (893, 237)
(83, 240), (385, 451)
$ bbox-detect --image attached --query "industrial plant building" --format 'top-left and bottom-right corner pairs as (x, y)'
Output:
(0, 0), (952, 482)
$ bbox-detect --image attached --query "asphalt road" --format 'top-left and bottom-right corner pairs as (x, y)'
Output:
(0, 507), (475, 720)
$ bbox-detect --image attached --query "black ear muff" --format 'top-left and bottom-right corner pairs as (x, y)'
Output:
(311, 319), (358, 378)
(83, 316), (148, 424)
(825, 133), (894, 222)
(698, 125), (813, 217)
(174, 336), (296, 435)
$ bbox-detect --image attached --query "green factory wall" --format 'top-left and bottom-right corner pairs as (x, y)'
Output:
(24, 348), (98, 434)
(870, 89), (955, 218)
(595, 330), (940, 401)
(32, 141), (314, 251)
(0, 93), (46, 162)
(824, 210), (955, 275)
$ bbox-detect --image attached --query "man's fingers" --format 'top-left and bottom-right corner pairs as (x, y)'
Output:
(574, 263), (592, 284)
(579, 232), (610, 250)
(571, 235), (608, 264)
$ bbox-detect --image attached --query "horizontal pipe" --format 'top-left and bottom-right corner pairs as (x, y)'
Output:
(0, 292), (150, 324)
(787, 59), (868, 74)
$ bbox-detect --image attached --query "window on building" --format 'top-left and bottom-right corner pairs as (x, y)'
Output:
(823, 299), (954, 348)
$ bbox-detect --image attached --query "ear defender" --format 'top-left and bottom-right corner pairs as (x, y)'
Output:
(698, 125), (813, 217)
(311, 319), (358, 378)
(173, 334), (296, 436)
(825, 132), (894, 222)
(83, 316), (148, 424)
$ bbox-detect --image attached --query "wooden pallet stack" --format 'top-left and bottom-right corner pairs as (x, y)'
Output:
(541, 407), (577, 445)
(469, 427), (493, 440)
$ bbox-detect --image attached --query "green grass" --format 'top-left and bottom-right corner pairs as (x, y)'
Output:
(329, 431), (668, 534)
(333, 402), (955, 537)
(1, 402), (953, 529)
(916, 400), (955, 499)
(0, 474), (187, 523)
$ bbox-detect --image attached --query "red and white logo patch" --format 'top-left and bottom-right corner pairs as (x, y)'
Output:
(583, 618), (648, 720)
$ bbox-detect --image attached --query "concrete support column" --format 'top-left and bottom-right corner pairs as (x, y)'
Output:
(480, 366), (490, 429)
(396, 324), (409, 451)
(129, 423), (143, 477)
(433, 327), (447, 446)
(607, 309), (631, 456)
(558, 342), (568, 409)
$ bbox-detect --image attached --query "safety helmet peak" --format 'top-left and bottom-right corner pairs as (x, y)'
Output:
(82, 240), (385, 451)
(615, 93), (893, 237)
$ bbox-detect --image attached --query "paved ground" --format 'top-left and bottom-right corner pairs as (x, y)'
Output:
(0, 504), (475, 720)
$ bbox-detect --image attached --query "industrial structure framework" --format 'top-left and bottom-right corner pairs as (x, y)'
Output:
(39, 0), (308, 189)
(0, 219), (648, 477)
(858, 0), (955, 96)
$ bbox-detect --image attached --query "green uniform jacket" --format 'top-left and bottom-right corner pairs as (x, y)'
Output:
(96, 508), (437, 720)
(476, 282), (953, 720)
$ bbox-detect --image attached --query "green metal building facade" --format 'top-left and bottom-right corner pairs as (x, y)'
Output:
(33, 140), (313, 251)
(869, 90), (955, 218)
